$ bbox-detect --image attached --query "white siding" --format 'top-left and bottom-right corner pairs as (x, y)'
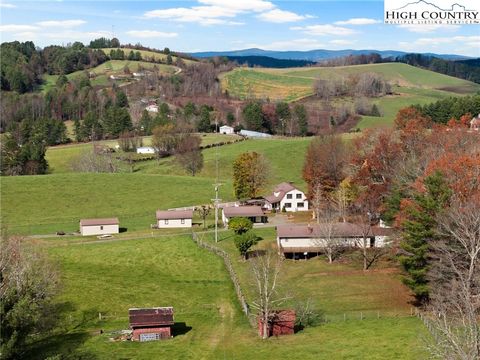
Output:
(157, 218), (192, 228)
(81, 224), (119, 236)
(278, 236), (387, 250)
(219, 126), (234, 134)
(279, 189), (309, 212)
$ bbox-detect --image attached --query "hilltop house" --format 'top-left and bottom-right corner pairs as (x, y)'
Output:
(470, 114), (480, 131)
(276, 222), (392, 259)
(156, 210), (193, 228)
(264, 182), (308, 212)
(129, 307), (174, 341)
(219, 125), (234, 134)
(222, 206), (267, 226)
(146, 104), (159, 113)
(79, 218), (119, 236)
(137, 146), (155, 154)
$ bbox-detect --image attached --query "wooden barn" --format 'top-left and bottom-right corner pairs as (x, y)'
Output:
(129, 307), (174, 341)
(258, 310), (296, 337)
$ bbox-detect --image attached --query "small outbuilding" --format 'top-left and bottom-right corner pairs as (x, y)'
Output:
(79, 218), (119, 236)
(136, 146), (155, 154)
(219, 125), (235, 134)
(129, 307), (174, 341)
(239, 129), (273, 138)
(258, 310), (296, 337)
(156, 209), (193, 228)
(222, 206), (267, 226)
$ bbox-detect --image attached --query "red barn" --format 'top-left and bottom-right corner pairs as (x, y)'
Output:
(129, 307), (174, 341)
(258, 310), (296, 337)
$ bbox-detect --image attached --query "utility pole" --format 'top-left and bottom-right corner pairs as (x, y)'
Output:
(212, 117), (222, 242)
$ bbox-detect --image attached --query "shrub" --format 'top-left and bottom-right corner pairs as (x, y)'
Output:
(234, 231), (260, 259)
(228, 217), (253, 234)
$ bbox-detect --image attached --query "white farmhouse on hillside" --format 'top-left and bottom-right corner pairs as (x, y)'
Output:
(80, 218), (119, 236)
(276, 223), (392, 259)
(156, 209), (193, 228)
(264, 182), (308, 212)
(146, 104), (158, 113)
(136, 147), (155, 154)
(219, 125), (234, 134)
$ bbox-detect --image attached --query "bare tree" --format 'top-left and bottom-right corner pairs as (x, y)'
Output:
(316, 202), (341, 264)
(425, 198), (480, 359)
(250, 251), (289, 339)
(176, 134), (203, 176)
(195, 205), (211, 230)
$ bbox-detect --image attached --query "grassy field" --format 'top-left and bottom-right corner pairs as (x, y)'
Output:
(24, 234), (427, 359)
(40, 60), (178, 93)
(4, 137), (311, 235)
(221, 63), (480, 128)
(45, 133), (242, 174)
(101, 48), (196, 64)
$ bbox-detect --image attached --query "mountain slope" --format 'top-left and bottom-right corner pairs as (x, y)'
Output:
(191, 48), (470, 62)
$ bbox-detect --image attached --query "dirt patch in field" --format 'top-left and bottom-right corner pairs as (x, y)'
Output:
(436, 85), (475, 94)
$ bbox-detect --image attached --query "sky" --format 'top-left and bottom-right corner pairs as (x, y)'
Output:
(0, 0), (479, 56)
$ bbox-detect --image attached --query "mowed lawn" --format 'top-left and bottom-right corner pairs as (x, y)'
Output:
(25, 235), (427, 360)
(0, 173), (234, 235)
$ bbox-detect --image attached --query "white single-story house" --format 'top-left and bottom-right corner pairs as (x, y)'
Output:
(146, 104), (159, 113)
(239, 130), (272, 138)
(264, 182), (308, 212)
(137, 146), (155, 154)
(219, 125), (235, 135)
(156, 209), (193, 228)
(80, 218), (119, 236)
(222, 206), (267, 226)
(276, 222), (392, 258)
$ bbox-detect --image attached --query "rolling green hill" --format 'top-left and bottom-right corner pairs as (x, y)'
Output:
(221, 63), (480, 128)
(101, 48), (197, 64)
(41, 60), (178, 93)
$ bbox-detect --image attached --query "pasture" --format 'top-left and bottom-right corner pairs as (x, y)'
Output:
(40, 60), (178, 93)
(23, 234), (427, 359)
(221, 63), (480, 128)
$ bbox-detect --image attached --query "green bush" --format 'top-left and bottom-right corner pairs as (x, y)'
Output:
(234, 231), (260, 259)
(228, 217), (253, 235)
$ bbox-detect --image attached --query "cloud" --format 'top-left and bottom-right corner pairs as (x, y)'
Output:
(397, 24), (460, 33)
(247, 38), (325, 51)
(329, 39), (354, 45)
(257, 9), (306, 23)
(334, 18), (380, 25)
(0, 2), (16, 8)
(144, 0), (306, 26)
(398, 35), (480, 56)
(126, 30), (178, 38)
(291, 24), (357, 36)
(36, 19), (86, 28)
(0, 24), (39, 32)
(42, 30), (111, 40)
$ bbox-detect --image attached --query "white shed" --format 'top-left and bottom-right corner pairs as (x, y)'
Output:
(219, 125), (234, 135)
(146, 104), (159, 113)
(136, 147), (155, 154)
(80, 218), (119, 236)
(156, 210), (193, 228)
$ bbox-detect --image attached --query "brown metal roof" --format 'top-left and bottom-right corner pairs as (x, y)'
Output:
(264, 182), (300, 204)
(129, 307), (174, 328)
(277, 223), (393, 238)
(223, 206), (264, 217)
(156, 209), (193, 220)
(80, 218), (119, 226)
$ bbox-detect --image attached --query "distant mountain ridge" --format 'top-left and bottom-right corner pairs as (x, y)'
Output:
(190, 48), (471, 62)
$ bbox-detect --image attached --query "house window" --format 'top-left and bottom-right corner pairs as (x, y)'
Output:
(164, 220), (169, 225)
(100, 226), (104, 230)
(285, 203), (292, 208)
(296, 193), (302, 199)
(181, 219), (185, 224)
(286, 194), (292, 199)
(297, 202), (304, 208)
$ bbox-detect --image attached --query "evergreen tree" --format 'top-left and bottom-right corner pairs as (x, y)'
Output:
(242, 101), (264, 132)
(399, 171), (452, 303)
(294, 104), (308, 136)
(115, 89), (129, 108)
(197, 106), (211, 132)
(139, 110), (153, 135)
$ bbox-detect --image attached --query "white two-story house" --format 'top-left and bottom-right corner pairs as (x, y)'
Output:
(263, 182), (309, 212)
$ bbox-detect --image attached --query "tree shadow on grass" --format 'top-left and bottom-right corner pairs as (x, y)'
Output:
(119, 227), (128, 233)
(171, 322), (192, 337)
(23, 302), (100, 360)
